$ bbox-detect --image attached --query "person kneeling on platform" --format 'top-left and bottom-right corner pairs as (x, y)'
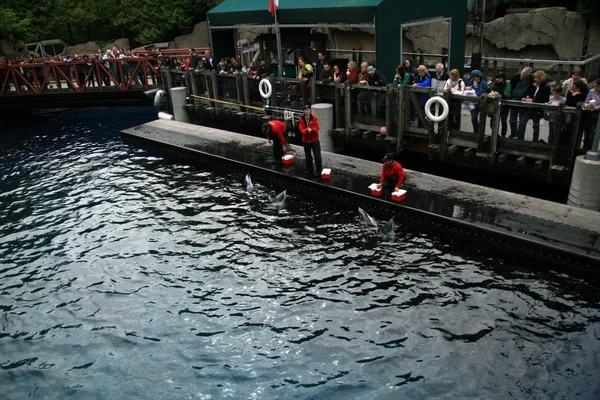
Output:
(377, 153), (406, 193)
(298, 104), (322, 176)
(262, 120), (288, 164)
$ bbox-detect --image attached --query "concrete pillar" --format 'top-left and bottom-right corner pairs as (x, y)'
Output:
(170, 87), (190, 123)
(312, 103), (334, 152)
(568, 155), (600, 210)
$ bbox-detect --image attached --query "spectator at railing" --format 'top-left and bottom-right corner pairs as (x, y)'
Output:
(392, 65), (410, 87)
(367, 66), (388, 118)
(216, 58), (230, 74)
(561, 67), (587, 98)
(508, 67), (533, 139)
(346, 61), (359, 85)
(357, 62), (371, 116)
(332, 64), (344, 84)
(486, 72), (511, 137)
(465, 69), (487, 135)
(546, 86), (566, 145)
(315, 52), (327, 83)
(298, 57), (313, 105)
(562, 80), (588, 146)
(189, 49), (200, 71)
(404, 59), (417, 82)
(445, 69), (465, 131)
(412, 65), (432, 127)
(247, 60), (263, 80)
(566, 80), (588, 106)
(358, 62), (369, 84)
(582, 78), (600, 151)
(432, 63), (449, 94)
(202, 51), (217, 71)
(520, 70), (550, 142)
(102, 49), (113, 87)
(319, 61), (333, 84)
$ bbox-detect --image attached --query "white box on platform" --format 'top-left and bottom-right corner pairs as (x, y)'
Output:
(368, 183), (382, 197)
(392, 189), (407, 202)
(282, 154), (294, 165)
(321, 168), (331, 179)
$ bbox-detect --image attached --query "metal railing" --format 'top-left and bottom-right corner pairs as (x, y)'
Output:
(161, 68), (595, 184)
(0, 58), (160, 95)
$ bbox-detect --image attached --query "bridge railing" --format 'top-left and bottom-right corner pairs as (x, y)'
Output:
(0, 58), (160, 95)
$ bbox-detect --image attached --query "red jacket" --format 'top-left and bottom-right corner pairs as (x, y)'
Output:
(268, 120), (287, 145)
(298, 114), (320, 143)
(347, 68), (360, 84)
(380, 161), (406, 187)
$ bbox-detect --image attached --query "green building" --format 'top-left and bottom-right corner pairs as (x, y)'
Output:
(207, 0), (468, 80)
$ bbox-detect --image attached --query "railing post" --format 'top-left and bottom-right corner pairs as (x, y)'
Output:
(557, 64), (563, 84)
(490, 96), (501, 164)
(242, 73), (251, 107)
(483, 58), (489, 79)
(165, 68), (173, 95)
(310, 76), (317, 105)
(334, 84), (343, 129)
(386, 86), (393, 138)
(397, 86), (405, 154)
(190, 71), (199, 106)
(477, 96), (488, 156)
(345, 85), (352, 137)
(210, 70), (219, 111)
(235, 74), (243, 105)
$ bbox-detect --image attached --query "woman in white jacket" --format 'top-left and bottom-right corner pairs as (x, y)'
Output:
(444, 69), (465, 130)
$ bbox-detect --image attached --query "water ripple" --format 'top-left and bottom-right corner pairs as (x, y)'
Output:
(1, 108), (599, 399)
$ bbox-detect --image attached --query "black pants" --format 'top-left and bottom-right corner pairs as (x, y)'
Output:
(303, 140), (322, 174)
(272, 130), (289, 161)
(449, 100), (461, 130)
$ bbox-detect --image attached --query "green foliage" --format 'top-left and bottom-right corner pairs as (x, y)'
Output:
(0, 7), (36, 42)
(1, 0), (223, 47)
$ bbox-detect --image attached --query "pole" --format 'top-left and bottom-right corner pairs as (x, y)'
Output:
(480, 0), (486, 53)
(275, 12), (284, 77)
(584, 112), (600, 161)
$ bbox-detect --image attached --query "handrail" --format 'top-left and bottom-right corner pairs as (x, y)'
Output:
(467, 53), (600, 66)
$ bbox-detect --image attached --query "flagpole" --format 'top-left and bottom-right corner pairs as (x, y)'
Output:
(275, 10), (283, 77)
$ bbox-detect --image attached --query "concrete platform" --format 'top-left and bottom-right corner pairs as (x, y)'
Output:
(121, 120), (600, 274)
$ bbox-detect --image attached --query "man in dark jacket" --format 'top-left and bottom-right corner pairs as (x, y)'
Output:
(366, 66), (388, 118)
(508, 67), (533, 139)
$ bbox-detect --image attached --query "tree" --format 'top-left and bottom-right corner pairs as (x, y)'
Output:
(0, 7), (36, 43)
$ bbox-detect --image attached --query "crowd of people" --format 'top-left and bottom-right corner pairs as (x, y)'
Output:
(0, 47), (167, 91)
(288, 52), (598, 151)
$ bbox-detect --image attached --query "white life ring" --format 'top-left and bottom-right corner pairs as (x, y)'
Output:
(425, 96), (449, 122)
(259, 79), (272, 99)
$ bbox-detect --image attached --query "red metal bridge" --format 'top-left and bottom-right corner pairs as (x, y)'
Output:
(0, 57), (162, 109)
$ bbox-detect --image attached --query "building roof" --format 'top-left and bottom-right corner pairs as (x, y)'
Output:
(207, 0), (383, 26)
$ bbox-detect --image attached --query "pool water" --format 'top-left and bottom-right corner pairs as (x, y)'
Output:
(0, 107), (599, 399)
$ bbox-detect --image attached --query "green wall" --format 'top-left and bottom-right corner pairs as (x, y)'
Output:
(375, 0), (467, 81)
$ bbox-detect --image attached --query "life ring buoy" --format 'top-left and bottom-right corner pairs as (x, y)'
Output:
(259, 79), (272, 99)
(425, 96), (449, 122)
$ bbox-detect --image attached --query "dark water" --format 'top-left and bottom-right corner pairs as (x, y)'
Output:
(1, 107), (599, 399)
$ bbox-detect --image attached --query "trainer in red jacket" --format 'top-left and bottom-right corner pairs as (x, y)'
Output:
(262, 120), (288, 163)
(298, 104), (323, 176)
(377, 153), (405, 192)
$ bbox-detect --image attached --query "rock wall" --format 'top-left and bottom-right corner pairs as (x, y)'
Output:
(480, 7), (586, 60)
(174, 21), (210, 49)
(64, 38), (130, 56)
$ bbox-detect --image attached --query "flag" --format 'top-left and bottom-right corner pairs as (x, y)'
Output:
(268, 0), (279, 18)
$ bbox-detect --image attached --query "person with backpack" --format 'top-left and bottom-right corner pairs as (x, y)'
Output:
(444, 69), (465, 130)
